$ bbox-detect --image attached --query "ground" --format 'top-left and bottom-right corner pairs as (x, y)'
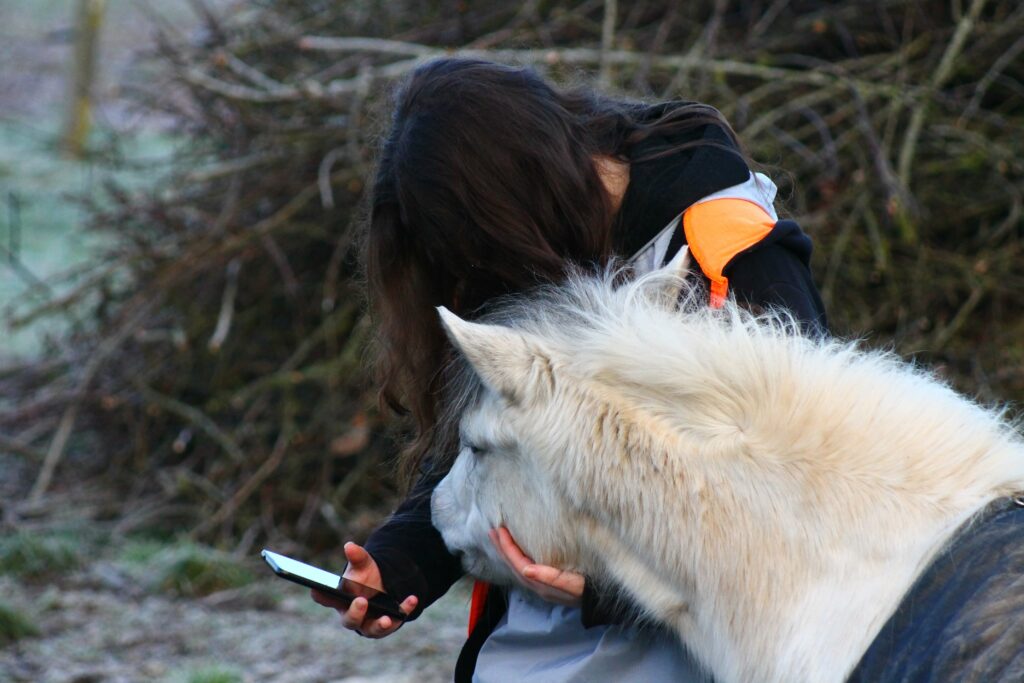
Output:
(0, 564), (470, 683)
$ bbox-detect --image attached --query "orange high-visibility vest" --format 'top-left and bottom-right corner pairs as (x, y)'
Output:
(683, 198), (776, 308)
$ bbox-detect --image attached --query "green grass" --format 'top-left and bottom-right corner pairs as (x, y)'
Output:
(145, 542), (256, 598)
(0, 530), (83, 579)
(168, 664), (244, 683)
(0, 601), (40, 645)
(116, 537), (173, 566)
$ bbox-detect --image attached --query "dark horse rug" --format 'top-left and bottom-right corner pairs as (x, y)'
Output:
(848, 496), (1024, 682)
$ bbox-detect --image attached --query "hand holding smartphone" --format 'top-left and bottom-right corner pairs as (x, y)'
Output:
(261, 548), (407, 621)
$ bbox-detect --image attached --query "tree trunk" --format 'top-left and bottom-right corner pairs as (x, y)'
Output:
(61, 0), (106, 158)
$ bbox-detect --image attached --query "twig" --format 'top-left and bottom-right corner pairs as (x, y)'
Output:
(297, 35), (435, 58)
(797, 106), (839, 178)
(633, 4), (676, 91)
(598, 0), (617, 89)
(208, 257), (241, 353)
(318, 148), (345, 210)
(221, 52), (288, 91)
(767, 124), (821, 167)
(111, 498), (195, 537)
(0, 242), (56, 299)
(897, 0), (989, 187)
(847, 82), (916, 242)
(183, 151), (284, 183)
(931, 282), (987, 352)
(822, 195), (869, 309)
(321, 213), (359, 313)
(287, 41), (922, 102)
(191, 424), (293, 538)
(690, 0), (729, 92)
(133, 380), (246, 463)
(347, 65), (372, 164)
(181, 65), (300, 102)
(227, 347), (362, 409)
(29, 294), (165, 504)
(0, 434), (46, 461)
(28, 403), (82, 501)
(960, 33), (1024, 124)
(331, 450), (377, 512)
(260, 235), (300, 302)
(186, 0), (226, 44)
(750, 0), (792, 40)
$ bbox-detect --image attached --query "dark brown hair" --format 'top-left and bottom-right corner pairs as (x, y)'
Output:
(364, 58), (739, 485)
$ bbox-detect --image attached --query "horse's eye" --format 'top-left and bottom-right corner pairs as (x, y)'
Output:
(464, 442), (486, 457)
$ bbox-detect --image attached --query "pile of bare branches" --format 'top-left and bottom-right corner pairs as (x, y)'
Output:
(2, 0), (1022, 551)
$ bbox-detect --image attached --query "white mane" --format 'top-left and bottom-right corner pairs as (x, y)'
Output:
(431, 260), (1024, 683)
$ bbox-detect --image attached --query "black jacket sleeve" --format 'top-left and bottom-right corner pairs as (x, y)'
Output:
(726, 218), (829, 337)
(362, 464), (465, 620)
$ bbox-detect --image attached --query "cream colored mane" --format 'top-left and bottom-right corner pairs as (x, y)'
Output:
(430, 256), (1024, 683)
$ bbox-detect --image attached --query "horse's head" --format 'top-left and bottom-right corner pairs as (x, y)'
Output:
(430, 251), (694, 584)
(429, 376), (584, 583)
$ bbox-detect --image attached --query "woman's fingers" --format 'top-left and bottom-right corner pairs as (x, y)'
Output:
(398, 594), (419, 616)
(308, 545), (412, 639)
(343, 542), (384, 587)
(340, 596), (370, 630)
(492, 526), (533, 572)
(344, 541), (370, 566)
(522, 563), (585, 598)
(312, 588), (418, 639)
(490, 526), (585, 606)
(360, 594), (418, 637)
(358, 614), (393, 637)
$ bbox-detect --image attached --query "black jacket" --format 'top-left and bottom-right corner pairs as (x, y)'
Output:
(364, 115), (829, 680)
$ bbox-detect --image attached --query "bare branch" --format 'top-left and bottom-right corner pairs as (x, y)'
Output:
(897, 0), (989, 187)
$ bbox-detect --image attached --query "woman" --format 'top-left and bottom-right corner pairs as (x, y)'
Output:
(312, 57), (827, 681)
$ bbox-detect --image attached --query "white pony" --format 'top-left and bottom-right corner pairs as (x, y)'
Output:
(430, 251), (1024, 683)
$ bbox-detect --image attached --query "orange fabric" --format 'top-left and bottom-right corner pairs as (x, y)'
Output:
(468, 580), (490, 635)
(682, 198), (776, 308)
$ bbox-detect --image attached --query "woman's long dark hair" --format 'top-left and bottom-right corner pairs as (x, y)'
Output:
(364, 58), (740, 485)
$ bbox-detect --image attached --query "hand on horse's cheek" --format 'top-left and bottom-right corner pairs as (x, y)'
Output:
(489, 527), (584, 607)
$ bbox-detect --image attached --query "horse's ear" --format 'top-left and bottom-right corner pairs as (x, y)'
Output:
(655, 245), (692, 303)
(437, 307), (545, 403)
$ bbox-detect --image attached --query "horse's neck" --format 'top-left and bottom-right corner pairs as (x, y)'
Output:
(699, 484), (986, 681)
(578, 414), (1006, 682)
(561, 330), (1024, 682)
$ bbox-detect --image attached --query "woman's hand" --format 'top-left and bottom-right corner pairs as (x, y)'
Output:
(489, 527), (585, 607)
(310, 541), (418, 638)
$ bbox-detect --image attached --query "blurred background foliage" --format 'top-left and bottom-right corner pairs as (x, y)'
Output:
(1, 0), (1022, 557)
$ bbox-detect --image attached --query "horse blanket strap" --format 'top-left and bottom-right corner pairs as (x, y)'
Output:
(468, 579), (491, 635)
(848, 495), (1024, 682)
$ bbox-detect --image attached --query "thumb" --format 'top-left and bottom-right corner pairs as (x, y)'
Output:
(344, 541), (371, 567)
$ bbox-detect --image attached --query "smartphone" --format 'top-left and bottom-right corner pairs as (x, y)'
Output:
(261, 549), (406, 621)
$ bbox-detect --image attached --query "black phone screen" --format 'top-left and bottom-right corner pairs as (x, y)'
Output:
(261, 549), (406, 620)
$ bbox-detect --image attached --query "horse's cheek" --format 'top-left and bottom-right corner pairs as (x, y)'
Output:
(432, 458), (477, 541)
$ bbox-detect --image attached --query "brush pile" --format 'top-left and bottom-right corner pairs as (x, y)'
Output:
(2, 0), (1022, 552)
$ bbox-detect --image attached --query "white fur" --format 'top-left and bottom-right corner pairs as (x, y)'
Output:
(430, 262), (1024, 683)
